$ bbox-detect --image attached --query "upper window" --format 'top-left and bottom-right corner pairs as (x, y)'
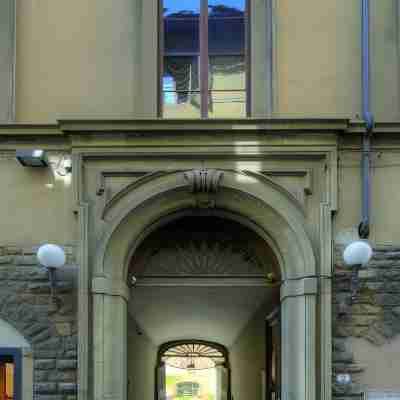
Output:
(160, 0), (248, 118)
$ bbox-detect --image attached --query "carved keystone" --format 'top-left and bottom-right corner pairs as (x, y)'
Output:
(184, 169), (224, 194)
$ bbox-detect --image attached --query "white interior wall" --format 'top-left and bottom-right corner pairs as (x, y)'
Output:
(229, 305), (267, 400)
(127, 314), (157, 400)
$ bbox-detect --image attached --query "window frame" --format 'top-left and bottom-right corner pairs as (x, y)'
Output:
(0, 348), (22, 400)
(158, 0), (251, 118)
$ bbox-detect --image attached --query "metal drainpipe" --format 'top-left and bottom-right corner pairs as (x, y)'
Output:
(359, 0), (374, 239)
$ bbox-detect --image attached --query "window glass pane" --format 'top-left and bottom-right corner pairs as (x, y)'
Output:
(164, 0), (200, 53)
(209, 55), (245, 90)
(164, 57), (199, 91)
(163, 92), (201, 118)
(208, 91), (246, 118)
(208, 0), (245, 54)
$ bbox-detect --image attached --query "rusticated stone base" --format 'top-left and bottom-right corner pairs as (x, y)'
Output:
(0, 245), (77, 400)
(333, 245), (400, 399)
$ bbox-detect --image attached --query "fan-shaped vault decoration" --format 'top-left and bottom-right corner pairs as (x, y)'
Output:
(130, 216), (279, 278)
(160, 341), (228, 370)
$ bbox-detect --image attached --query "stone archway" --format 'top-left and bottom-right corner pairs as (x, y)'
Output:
(90, 169), (320, 400)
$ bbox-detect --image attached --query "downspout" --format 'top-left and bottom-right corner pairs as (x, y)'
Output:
(358, 0), (374, 239)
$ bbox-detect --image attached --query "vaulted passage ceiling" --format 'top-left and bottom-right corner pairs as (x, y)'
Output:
(128, 285), (276, 347)
(128, 216), (280, 347)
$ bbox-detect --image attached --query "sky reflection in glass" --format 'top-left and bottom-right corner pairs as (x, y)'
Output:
(163, 0), (244, 16)
(208, 0), (245, 12)
(163, 0), (200, 16)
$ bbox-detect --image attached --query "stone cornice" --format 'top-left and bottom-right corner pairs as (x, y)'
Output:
(0, 117), (351, 137)
(57, 117), (351, 133)
(1, 118), (400, 141)
(0, 123), (61, 136)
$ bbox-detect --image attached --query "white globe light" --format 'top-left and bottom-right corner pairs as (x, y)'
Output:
(37, 244), (66, 269)
(343, 240), (373, 267)
(336, 373), (351, 385)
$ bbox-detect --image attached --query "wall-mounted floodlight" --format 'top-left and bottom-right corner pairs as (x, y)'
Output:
(37, 244), (66, 299)
(343, 240), (373, 303)
(16, 150), (49, 167)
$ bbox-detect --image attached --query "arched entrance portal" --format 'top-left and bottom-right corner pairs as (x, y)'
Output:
(91, 170), (319, 400)
(127, 215), (281, 400)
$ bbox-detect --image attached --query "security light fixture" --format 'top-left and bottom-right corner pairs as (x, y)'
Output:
(37, 244), (66, 299)
(343, 240), (373, 303)
(16, 149), (49, 167)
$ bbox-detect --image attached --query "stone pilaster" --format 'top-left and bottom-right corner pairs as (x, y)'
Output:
(281, 277), (317, 400)
(92, 277), (129, 400)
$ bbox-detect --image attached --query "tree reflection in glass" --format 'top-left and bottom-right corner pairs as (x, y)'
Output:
(162, 0), (247, 118)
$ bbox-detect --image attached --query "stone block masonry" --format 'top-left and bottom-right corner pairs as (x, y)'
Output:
(0, 245), (77, 400)
(2, 242), (398, 400)
(333, 246), (400, 399)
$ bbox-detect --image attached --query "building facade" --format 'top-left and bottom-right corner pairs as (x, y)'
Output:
(1, 1), (400, 400)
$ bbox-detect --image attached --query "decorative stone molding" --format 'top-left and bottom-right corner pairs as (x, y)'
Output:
(184, 169), (224, 194)
(96, 170), (148, 196)
(281, 277), (318, 300)
(78, 202), (89, 400)
(261, 168), (313, 195)
(0, 151), (16, 160)
(92, 277), (130, 301)
(100, 171), (174, 220)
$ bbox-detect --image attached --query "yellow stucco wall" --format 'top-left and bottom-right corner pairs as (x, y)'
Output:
(13, 0), (400, 122)
(275, 0), (362, 117)
(370, 0), (400, 121)
(0, 155), (76, 246)
(15, 0), (139, 121)
(335, 138), (400, 247)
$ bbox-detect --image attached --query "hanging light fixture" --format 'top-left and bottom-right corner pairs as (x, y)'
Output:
(343, 240), (373, 303)
(186, 360), (196, 374)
